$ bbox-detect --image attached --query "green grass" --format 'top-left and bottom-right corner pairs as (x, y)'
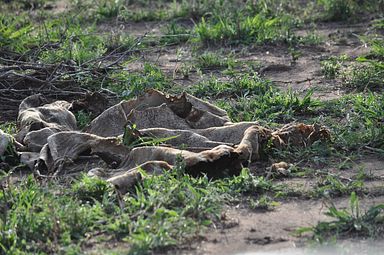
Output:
(160, 22), (191, 45)
(321, 56), (346, 79)
(0, 168), (280, 254)
(313, 175), (364, 198)
(219, 89), (320, 123)
(108, 63), (172, 99)
(298, 192), (384, 242)
(320, 93), (384, 151)
(0, 123), (20, 171)
(95, 0), (123, 20)
(342, 37), (384, 91)
(194, 13), (298, 46)
(342, 63), (384, 91)
(69, 0), (241, 23)
(326, 31), (384, 91)
(194, 51), (235, 70)
(271, 140), (335, 169)
(317, 0), (384, 21)
(318, 0), (357, 21)
(185, 72), (322, 124)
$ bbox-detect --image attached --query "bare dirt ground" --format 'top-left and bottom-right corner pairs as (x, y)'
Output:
(112, 20), (373, 101)
(195, 157), (384, 255)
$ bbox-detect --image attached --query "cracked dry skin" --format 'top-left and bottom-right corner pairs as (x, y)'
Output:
(8, 89), (330, 193)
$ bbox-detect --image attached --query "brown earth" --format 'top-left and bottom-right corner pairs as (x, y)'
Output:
(106, 20), (374, 100)
(195, 195), (384, 255)
(193, 157), (384, 255)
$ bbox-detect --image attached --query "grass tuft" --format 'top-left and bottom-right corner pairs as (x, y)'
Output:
(298, 192), (384, 242)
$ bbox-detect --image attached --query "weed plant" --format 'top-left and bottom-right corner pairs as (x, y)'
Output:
(298, 192), (384, 241)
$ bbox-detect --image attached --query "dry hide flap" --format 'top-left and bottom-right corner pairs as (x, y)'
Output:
(0, 129), (12, 157)
(11, 89), (330, 194)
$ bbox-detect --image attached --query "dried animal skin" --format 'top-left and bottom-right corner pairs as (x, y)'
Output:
(69, 92), (109, 118)
(185, 107), (229, 129)
(19, 152), (40, 169)
(185, 94), (228, 118)
(272, 123), (331, 148)
(16, 95), (77, 147)
(86, 89), (182, 137)
(138, 122), (261, 149)
(23, 127), (59, 152)
(138, 128), (231, 149)
(196, 122), (259, 143)
(271, 162), (292, 175)
(13, 89), (331, 194)
(85, 101), (128, 138)
(37, 131), (130, 175)
(87, 89), (229, 137)
(0, 129), (12, 156)
(18, 96), (76, 133)
(127, 104), (191, 130)
(119, 144), (242, 179)
(234, 125), (272, 163)
(18, 94), (48, 112)
(106, 161), (173, 194)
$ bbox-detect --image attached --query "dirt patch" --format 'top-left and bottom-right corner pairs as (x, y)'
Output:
(194, 195), (384, 255)
(50, 0), (70, 14)
(112, 20), (374, 101)
(325, 156), (384, 183)
(244, 22), (371, 100)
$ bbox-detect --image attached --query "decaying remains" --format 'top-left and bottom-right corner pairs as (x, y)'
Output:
(2, 89), (330, 193)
